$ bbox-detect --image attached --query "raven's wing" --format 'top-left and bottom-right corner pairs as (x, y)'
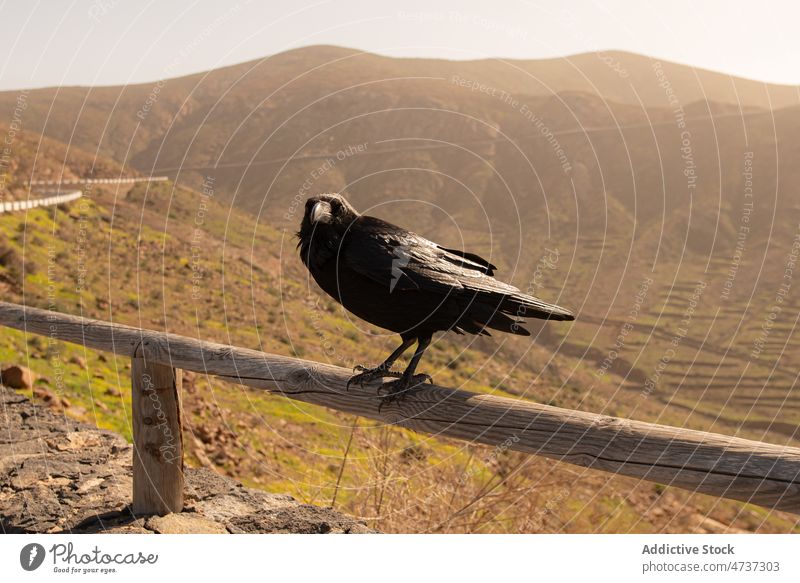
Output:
(342, 216), (574, 328)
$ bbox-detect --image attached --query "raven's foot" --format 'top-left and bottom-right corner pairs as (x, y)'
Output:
(377, 373), (433, 411)
(346, 365), (403, 390)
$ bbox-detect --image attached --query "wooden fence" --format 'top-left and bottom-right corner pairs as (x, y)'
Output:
(1, 300), (799, 516)
(2, 176), (168, 214)
(26, 176), (169, 187)
(0, 190), (82, 214)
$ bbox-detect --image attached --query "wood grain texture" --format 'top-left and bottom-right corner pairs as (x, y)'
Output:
(2, 300), (800, 514)
(131, 345), (183, 515)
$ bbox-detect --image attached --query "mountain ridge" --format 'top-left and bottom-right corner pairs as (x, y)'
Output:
(12, 45), (794, 107)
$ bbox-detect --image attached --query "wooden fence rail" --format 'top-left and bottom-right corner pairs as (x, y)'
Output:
(1, 300), (800, 516)
(0, 190), (82, 214)
(26, 176), (169, 186)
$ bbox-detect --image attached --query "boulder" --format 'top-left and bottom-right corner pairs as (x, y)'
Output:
(0, 365), (36, 389)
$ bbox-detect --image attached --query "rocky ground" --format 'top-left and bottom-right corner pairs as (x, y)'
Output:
(0, 385), (371, 534)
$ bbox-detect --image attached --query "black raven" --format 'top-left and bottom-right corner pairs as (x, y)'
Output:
(297, 193), (575, 402)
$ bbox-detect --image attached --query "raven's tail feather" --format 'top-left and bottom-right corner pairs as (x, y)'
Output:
(506, 293), (575, 322)
(456, 293), (574, 337)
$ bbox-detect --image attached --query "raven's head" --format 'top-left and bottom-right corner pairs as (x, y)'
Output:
(297, 193), (360, 268)
(302, 193), (359, 230)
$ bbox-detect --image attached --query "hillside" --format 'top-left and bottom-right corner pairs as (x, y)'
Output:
(0, 124), (124, 202)
(1, 125), (798, 533)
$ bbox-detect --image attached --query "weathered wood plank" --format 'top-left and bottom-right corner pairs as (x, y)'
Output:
(131, 345), (183, 515)
(2, 300), (800, 514)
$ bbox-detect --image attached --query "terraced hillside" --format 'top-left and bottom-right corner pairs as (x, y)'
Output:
(570, 226), (800, 441)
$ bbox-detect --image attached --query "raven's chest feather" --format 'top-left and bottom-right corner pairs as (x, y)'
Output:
(308, 253), (454, 337)
(309, 256), (387, 315)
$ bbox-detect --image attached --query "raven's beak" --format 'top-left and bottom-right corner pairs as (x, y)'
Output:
(311, 201), (333, 224)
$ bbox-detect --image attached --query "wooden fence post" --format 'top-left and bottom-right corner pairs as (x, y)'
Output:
(131, 343), (184, 515)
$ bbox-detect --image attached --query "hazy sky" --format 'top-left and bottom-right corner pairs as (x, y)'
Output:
(1, 0), (798, 90)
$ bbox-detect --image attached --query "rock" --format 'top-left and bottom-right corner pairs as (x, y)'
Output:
(196, 423), (214, 444)
(101, 524), (152, 534)
(192, 442), (214, 468)
(0, 386), (373, 534)
(33, 386), (56, 403)
(688, 514), (748, 534)
(68, 356), (87, 369)
(1, 365), (36, 389)
(65, 406), (88, 418)
(182, 371), (197, 394)
(145, 513), (228, 534)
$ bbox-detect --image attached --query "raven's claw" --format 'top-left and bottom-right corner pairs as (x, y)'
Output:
(377, 373), (433, 411)
(346, 365), (403, 390)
